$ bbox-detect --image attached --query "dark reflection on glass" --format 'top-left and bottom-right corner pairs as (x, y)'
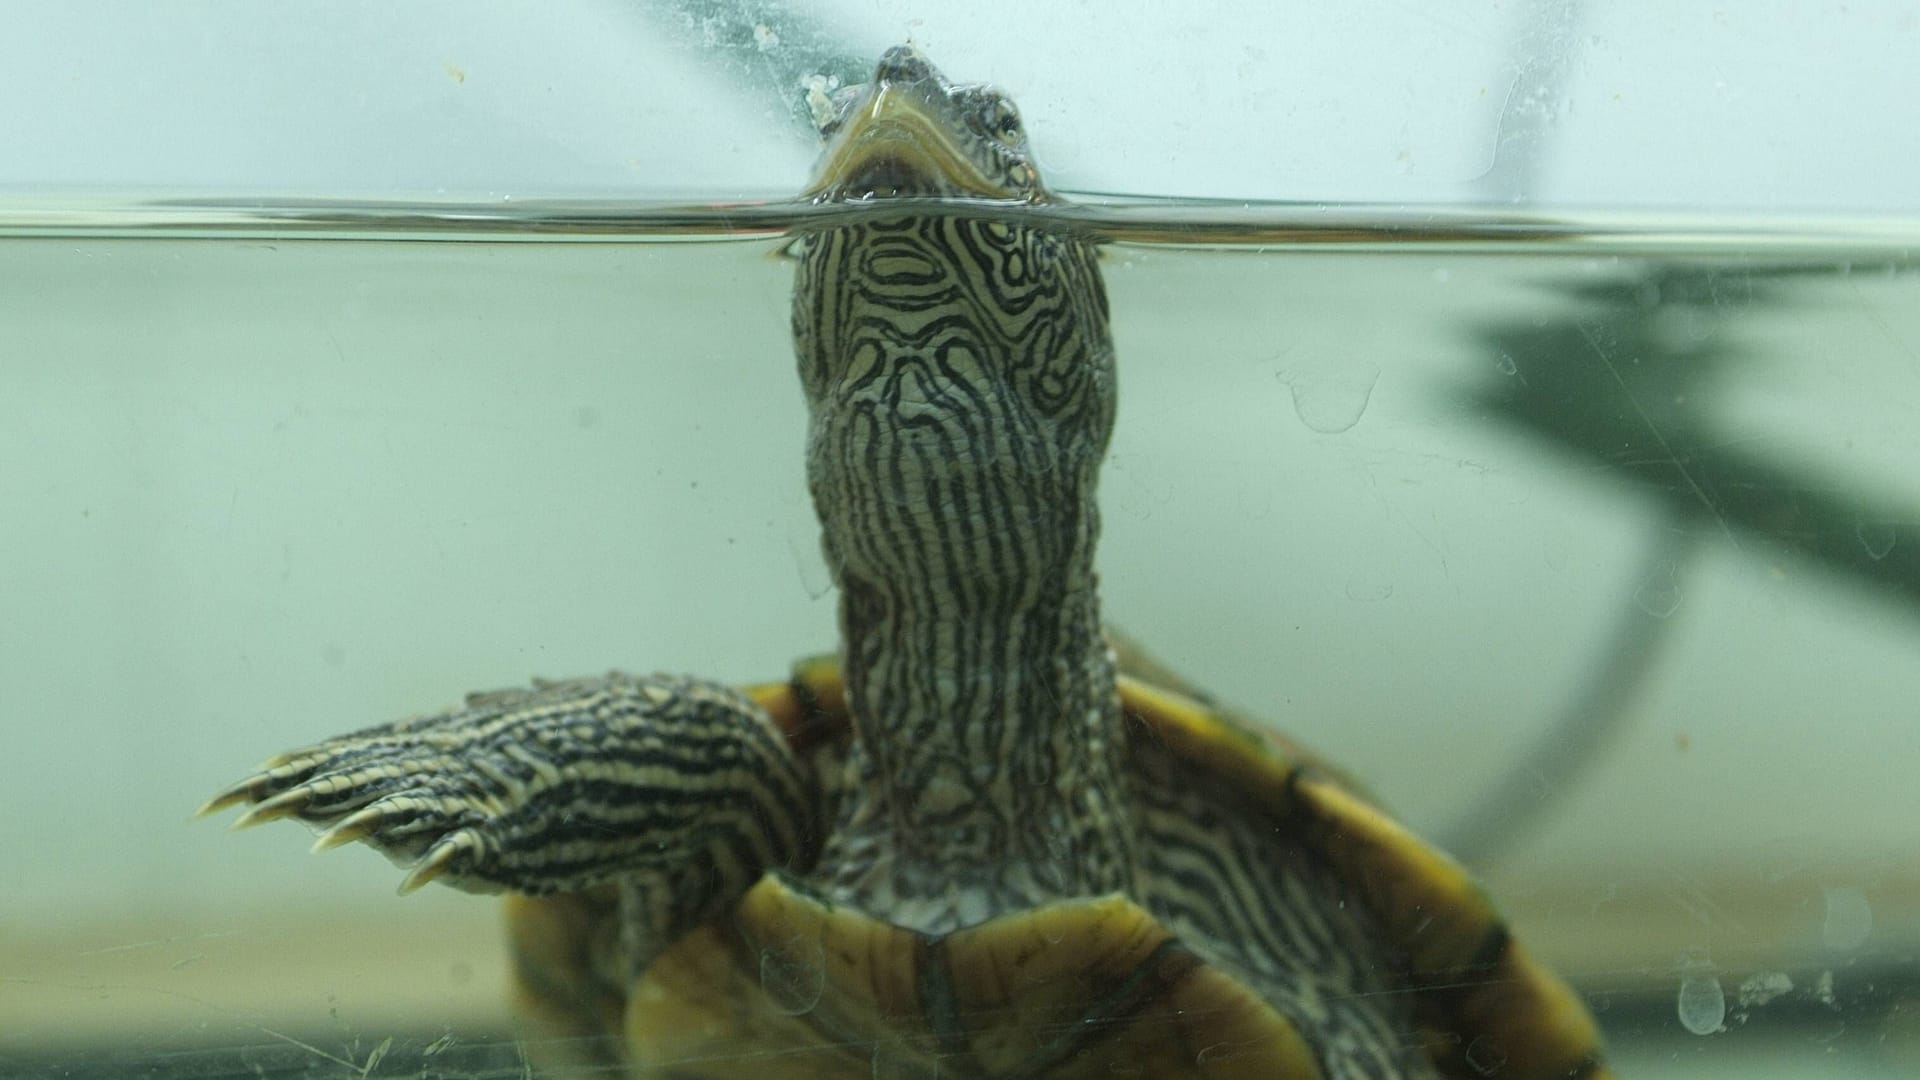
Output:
(1468, 264), (1920, 609)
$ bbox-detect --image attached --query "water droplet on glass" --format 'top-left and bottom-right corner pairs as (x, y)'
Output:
(1344, 577), (1393, 603)
(1814, 970), (1837, 1007)
(787, 500), (835, 600)
(1195, 1042), (1244, 1067)
(1737, 971), (1794, 1008)
(1278, 359), (1380, 435)
(1822, 886), (1872, 951)
(1634, 562), (1684, 618)
(1856, 521), (1896, 561)
(760, 939), (826, 1016)
(1677, 965), (1727, 1035)
(871, 1039), (929, 1079)
(1462, 1035), (1508, 1075)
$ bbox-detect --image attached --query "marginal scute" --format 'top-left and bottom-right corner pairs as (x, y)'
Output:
(1118, 675), (1305, 823)
(625, 876), (1324, 1079)
(1290, 774), (1500, 978)
(1116, 673), (1607, 1080)
(1423, 940), (1615, 1080)
(744, 653), (848, 751)
(934, 896), (1321, 1079)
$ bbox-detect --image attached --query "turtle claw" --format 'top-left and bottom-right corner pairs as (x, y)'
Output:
(312, 805), (384, 851)
(211, 755), (508, 892)
(205, 671), (815, 899)
(399, 830), (481, 895)
(199, 680), (635, 895)
(231, 786), (316, 830)
(194, 782), (256, 819)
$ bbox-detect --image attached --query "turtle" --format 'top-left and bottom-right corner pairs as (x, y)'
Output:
(203, 45), (1611, 1080)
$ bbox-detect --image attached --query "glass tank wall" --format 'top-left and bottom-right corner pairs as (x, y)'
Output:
(3, 4), (1916, 1078)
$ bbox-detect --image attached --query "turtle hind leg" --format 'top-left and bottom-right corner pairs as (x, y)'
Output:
(203, 672), (823, 969)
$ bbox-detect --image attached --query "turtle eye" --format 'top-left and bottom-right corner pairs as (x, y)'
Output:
(976, 96), (1022, 143)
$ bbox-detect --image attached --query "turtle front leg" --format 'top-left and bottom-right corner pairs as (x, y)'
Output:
(202, 672), (822, 972)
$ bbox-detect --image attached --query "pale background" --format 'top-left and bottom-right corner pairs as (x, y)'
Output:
(2, 2), (1918, 1075)
(1, 1), (1916, 208)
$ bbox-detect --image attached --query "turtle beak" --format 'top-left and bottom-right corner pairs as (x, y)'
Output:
(802, 83), (996, 201)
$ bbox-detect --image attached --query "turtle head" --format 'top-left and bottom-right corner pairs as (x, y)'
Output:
(792, 47), (1109, 607)
(802, 45), (1048, 204)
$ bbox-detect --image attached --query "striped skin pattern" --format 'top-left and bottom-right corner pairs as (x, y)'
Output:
(205, 46), (1609, 1078)
(791, 210), (1135, 933)
(1128, 738), (1434, 1077)
(200, 673), (822, 981)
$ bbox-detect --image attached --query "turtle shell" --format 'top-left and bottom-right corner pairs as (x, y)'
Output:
(506, 656), (1610, 1080)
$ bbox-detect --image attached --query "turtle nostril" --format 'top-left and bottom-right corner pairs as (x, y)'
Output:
(875, 44), (931, 84)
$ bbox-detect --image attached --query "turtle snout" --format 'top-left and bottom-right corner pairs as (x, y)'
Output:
(875, 44), (934, 86)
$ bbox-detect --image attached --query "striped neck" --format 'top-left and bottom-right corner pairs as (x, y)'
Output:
(833, 479), (1128, 896)
(793, 212), (1133, 913)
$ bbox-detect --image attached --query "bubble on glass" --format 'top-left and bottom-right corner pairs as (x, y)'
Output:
(1822, 885), (1873, 951)
(1343, 576), (1394, 603)
(871, 1039), (931, 1079)
(1676, 956), (1726, 1035)
(760, 938), (826, 1016)
(1814, 970), (1837, 1008)
(1856, 520), (1897, 561)
(1462, 1035), (1508, 1075)
(787, 497), (836, 600)
(1277, 359), (1380, 435)
(1633, 562), (1684, 619)
(1195, 1041), (1251, 1068)
(1105, 448), (1180, 522)
(1737, 971), (1794, 1009)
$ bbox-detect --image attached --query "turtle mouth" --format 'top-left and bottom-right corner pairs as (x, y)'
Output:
(835, 148), (941, 200)
(803, 88), (1001, 203)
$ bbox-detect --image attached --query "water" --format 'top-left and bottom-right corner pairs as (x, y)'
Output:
(3, 198), (1918, 1077)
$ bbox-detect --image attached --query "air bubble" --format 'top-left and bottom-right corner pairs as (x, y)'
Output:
(1344, 577), (1393, 602)
(788, 501), (836, 599)
(1677, 965), (1726, 1035)
(1633, 562), (1684, 618)
(1737, 971), (1794, 1008)
(1278, 359), (1380, 435)
(1822, 886), (1872, 951)
(760, 938), (826, 1016)
(1463, 1036), (1508, 1074)
(871, 1039), (930, 1079)
(1856, 521), (1897, 561)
